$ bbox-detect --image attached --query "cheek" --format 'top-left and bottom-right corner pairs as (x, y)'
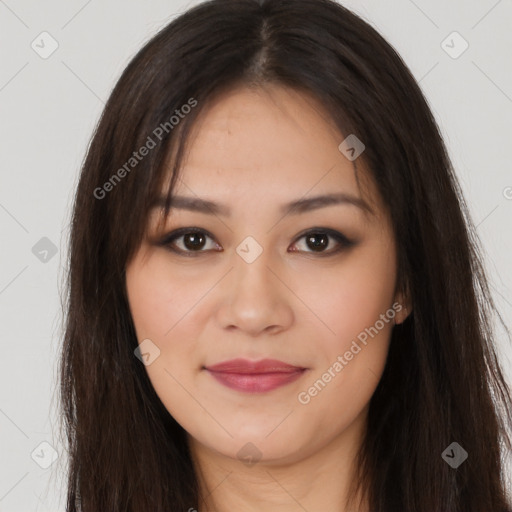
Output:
(293, 245), (396, 427)
(299, 242), (397, 350)
(294, 244), (395, 383)
(125, 253), (206, 425)
(126, 252), (206, 342)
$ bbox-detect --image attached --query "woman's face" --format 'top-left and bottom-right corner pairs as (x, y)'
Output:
(125, 84), (407, 465)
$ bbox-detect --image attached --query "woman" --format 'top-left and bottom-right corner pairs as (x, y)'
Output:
(59, 0), (512, 510)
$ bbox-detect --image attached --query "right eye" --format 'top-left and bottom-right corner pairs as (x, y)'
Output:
(158, 227), (222, 257)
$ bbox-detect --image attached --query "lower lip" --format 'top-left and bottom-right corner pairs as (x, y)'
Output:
(206, 369), (306, 393)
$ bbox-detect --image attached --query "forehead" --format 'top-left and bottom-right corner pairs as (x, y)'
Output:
(182, 85), (352, 184)
(158, 85), (384, 221)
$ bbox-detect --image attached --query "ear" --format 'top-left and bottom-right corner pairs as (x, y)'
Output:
(393, 285), (412, 325)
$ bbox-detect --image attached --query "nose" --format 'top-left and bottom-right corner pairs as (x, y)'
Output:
(213, 247), (294, 337)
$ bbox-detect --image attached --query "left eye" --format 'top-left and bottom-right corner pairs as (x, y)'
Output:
(159, 227), (354, 257)
(290, 229), (354, 255)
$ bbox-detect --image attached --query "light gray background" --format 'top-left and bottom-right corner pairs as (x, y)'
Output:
(0, 0), (511, 510)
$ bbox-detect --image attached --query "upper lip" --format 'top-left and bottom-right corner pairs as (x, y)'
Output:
(205, 358), (306, 374)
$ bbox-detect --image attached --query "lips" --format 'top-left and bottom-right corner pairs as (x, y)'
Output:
(205, 358), (304, 374)
(204, 358), (307, 393)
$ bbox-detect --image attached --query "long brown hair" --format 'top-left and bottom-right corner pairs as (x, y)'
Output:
(59, 0), (512, 509)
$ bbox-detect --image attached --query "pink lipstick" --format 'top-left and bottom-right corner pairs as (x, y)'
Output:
(204, 358), (307, 393)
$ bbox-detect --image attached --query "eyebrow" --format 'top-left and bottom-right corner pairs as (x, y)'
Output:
(151, 192), (374, 217)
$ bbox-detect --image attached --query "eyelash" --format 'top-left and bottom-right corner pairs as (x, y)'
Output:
(157, 227), (356, 258)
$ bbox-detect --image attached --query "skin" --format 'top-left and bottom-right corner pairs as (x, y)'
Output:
(125, 84), (411, 512)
